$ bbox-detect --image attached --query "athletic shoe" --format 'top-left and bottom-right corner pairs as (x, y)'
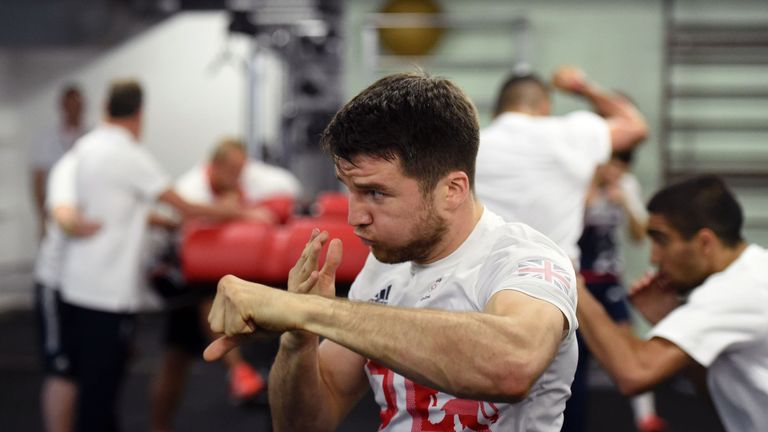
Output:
(229, 362), (265, 402)
(637, 414), (667, 432)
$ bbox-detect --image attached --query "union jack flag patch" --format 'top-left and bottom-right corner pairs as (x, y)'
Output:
(515, 258), (572, 293)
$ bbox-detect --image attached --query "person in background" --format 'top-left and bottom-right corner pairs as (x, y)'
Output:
(57, 79), (256, 432)
(150, 138), (302, 432)
(31, 85), (86, 238)
(577, 175), (768, 432)
(475, 66), (648, 263)
(571, 148), (666, 432)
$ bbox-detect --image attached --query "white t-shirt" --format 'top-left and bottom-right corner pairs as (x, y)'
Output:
(650, 244), (768, 432)
(175, 160), (301, 204)
(33, 151), (79, 287)
(60, 124), (171, 312)
(349, 209), (578, 432)
(476, 111), (611, 261)
(30, 124), (85, 171)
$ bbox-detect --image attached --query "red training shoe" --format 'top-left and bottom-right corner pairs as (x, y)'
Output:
(637, 414), (667, 432)
(229, 362), (265, 402)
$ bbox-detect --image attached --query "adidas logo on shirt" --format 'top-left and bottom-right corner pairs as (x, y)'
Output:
(370, 284), (392, 304)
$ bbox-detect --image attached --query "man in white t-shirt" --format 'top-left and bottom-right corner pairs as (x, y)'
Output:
(150, 138), (302, 432)
(58, 79), (252, 432)
(476, 67), (648, 261)
(175, 137), (301, 206)
(31, 85), (86, 238)
(203, 73), (580, 431)
(576, 175), (768, 432)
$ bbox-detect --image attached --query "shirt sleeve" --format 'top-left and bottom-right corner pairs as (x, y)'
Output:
(175, 166), (213, 204)
(46, 151), (78, 209)
(650, 278), (768, 367)
(242, 162), (302, 201)
(562, 111), (612, 166)
(476, 230), (579, 337)
(119, 147), (171, 201)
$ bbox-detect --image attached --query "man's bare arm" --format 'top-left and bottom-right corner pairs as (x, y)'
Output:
(269, 337), (369, 432)
(33, 169), (48, 235)
(304, 289), (563, 402)
(581, 82), (648, 153)
(208, 278), (566, 403)
(266, 232), (369, 432)
(577, 280), (692, 395)
(552, 66), (648, 152)
(157, 188), (240, 221)
(51, 204), (101, 237)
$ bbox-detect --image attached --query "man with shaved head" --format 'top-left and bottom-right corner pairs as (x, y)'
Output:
(476, 67), (648, 264)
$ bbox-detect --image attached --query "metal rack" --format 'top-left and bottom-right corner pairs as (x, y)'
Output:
(661, 3), (768, 182)
(660, 0), (768, 230)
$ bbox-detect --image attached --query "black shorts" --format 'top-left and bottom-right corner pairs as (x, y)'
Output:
(34, 282), (73, 377)
(164, 303), (208, 356)
(60, 300), (136, 432)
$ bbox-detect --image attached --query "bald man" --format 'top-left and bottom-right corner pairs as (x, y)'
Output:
(476, 67), (647, 263)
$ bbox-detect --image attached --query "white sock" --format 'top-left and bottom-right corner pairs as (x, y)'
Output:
(631, 391), (656, 422)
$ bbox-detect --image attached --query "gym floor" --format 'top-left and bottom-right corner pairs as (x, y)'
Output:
(0, 271), (725, 432)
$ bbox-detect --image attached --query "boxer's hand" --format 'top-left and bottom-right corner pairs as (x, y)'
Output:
(552, 65), (587, 94)
(204, 275), (294, 361)
(283, 228), (343, 351)
(629, 270), (682, 325)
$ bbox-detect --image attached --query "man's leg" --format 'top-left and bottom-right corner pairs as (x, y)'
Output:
(150, 304), (200, 432)
(35, 283), (77, 432)
(150, 348), (192, 432)
(69, 304), (135, 432)
(42, 376), (77, 432)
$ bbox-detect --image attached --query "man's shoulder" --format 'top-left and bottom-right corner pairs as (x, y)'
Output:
(77, 126), (134, 152)
(176, 164), (206, 185)
(468, 214), (571, 275)
(246, 160), (293, 175)
(243, 160), (301, 197)
(486, 217), (564, 254)
(705, 245), (768, 290)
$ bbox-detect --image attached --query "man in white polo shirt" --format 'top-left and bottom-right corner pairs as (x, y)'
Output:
(59, 79), (249, 432)
(576, 175), (768, 432)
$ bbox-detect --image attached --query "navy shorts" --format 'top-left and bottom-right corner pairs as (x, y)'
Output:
(584, 278), (631, 323)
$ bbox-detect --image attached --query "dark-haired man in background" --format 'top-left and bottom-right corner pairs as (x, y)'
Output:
(204, 72), (580, 431)
(576, 175), (768, 432)
(57, 79), (254, 431)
